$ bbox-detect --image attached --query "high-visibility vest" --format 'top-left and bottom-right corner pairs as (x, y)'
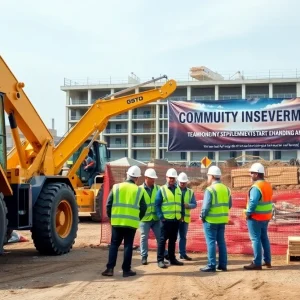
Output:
(111, 182), (143, 228)
(247, 180), (273, 221)
(139, 184), (159, 222)
(183, 188), (194, 223)
(160, 185), (182, 220)
(205, 183), (230, 224)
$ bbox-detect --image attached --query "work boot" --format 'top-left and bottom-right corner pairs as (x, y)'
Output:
(262, 262), (272, 268)
(180, 254), (192, 261)
(243, 262), (262, 270)
(123, 270), (137, 277)
(217, 265), (228, 271)
(200, 266), (216, 272)
(102, 268), (114, 276)
(170, 259), (184, 266)
(158, 261), (168, 268)
(141, 257), (148, 265)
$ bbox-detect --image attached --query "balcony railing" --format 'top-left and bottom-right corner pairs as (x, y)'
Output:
(273, 93), (296, 98)
(159, 128), (168, 133)
(105, 129), (128, 133)
(246, 94), (269, 99)
(160, 96), (188, 103)
(70, 100), (88, 105)
(70, 115), (84, 120)
(133, 128), (156, 133)
(191, 95), (215, 101)
(111, 114), (128, 120)
(64, 69), (300, 87)
(108, 143), (128, 148)
(169, 96), (188, 101)
(160, 143), (168, 147)
(132, 114), (155, 119)
(132, 143), (156, 147)
(219, 95), (242, 100)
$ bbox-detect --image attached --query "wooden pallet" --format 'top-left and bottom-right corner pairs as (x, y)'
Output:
(286, 236), (300, 264)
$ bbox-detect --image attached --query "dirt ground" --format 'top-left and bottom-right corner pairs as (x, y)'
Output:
(1, 219), (300, 300)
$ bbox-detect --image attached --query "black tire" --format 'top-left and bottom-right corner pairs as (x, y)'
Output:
(91, 184), (103, 222)
(0, 193), (7, 255)
(31, 182), (78, 255)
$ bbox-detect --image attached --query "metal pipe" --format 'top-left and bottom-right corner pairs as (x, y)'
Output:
(102, 75), (168, 100)
(8, 113), (27, 169)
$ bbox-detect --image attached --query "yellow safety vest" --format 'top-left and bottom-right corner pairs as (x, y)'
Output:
(140, 184), (159, 222)
(111, 182), (143, 229)
(205, 183), (230, 224)
(183, 188), (194, 223)
(160, 185), (182, 220)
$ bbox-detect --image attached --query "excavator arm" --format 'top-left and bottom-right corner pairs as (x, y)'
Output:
(0, 56), (53, 152)
(0, 55), (176, 181)
(53, 79), (176, 174)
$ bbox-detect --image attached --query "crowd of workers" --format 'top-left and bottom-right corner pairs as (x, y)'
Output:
(101, 162), (273, 277)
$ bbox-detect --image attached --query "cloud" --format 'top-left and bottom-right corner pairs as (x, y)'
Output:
(264, 98), (300, 109)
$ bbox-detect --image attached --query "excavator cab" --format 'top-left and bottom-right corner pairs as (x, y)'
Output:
(67, 140), (108, 187)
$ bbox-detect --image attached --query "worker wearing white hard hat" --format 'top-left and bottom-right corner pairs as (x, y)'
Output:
(139, 168), (160, 265)
(155, 168), (184, 268)
(177, 172), (197, 261)
(244, 162), (273, 270)
(102, 165), (147, 278)
(200, 165), (232, 272)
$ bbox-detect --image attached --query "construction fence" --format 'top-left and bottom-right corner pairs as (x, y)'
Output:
(100, 162), (300, 255)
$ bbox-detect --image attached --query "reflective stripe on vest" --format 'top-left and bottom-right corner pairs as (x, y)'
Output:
(161, 185), (182, 220)
(139, 184), (159, 221)
(111, 182), (143, 228)
(247, 180), (273, 221)
(183, 188), (193, 223)
(205, 183), (230, 224)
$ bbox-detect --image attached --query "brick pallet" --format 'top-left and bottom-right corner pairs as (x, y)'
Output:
(287, 236), (300, 264)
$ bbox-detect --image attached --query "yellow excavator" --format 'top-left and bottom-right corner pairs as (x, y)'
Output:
(0, 56), (177, 255)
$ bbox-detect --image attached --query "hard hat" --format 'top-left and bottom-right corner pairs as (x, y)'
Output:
(207, 166), (222, 177)
(249, 162), (265, 174)
(177, 172), (188, 183)
(126, 165), (142, 177)
(166, 168), (178, 178)
(144, 168), (158, 179)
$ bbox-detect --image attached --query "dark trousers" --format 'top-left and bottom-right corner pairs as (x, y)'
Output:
(107, 226), (136, 272)
(157, 220), (180, 262)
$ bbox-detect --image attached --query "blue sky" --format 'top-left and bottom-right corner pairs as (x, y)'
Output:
(1, 0), (299, 135)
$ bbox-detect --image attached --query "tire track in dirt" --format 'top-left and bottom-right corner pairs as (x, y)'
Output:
(55, 281), (94, 300)
(0, 251), (100, 287)
(192, 275), (218, 299)
(224, 279), (243, 290)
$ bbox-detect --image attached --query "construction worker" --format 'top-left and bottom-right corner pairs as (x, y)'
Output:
(155, 168), (184, 268)
(244, 162), (273, 270)
(177, 172), (197, 260)
(200, 166), (232, 272)
(102, 165), (147, 277)
(83, 148), (96, 187)
(139, 168), (160, 265)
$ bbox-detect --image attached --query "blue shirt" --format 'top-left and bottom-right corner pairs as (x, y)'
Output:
(155, 183), (184, 220)
(246, 182), (263, 216)
(181, 187), (197, 209)
(143, 183), (154, 198)
(201, 180), (232, 221)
